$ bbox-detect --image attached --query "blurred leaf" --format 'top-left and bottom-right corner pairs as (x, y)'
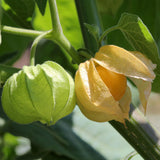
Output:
(16, 151), (72, 160)
(0, 2), (32, 65)
(32, 0), (83, 48)
(96, 0), (123, 15)
(0, 0), (2, 45)
(72, 107), (138, 160)
(84, 23), (100, 44)
(42, 152), (72, 160)
(0, 32), (31, 65)
(117, 13), (160, 71)
(0, 64), (20, 87)
(35, 0), (47, 15)
(152, 75), (160, 93)
(3, 0), (35, 28)
(1, 121), (106, 160)
(1, 133), (18, 160)
(0, 88), (106, 160)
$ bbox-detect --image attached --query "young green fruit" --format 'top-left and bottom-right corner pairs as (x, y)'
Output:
(1, 61), (76, 125)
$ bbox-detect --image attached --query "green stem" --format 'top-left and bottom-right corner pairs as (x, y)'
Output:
(48, 0), (81, 64)
(75, 0), (102, 54)
(99, 25), (119, 45)
(75, 0), (160, 159)
(48, 0), (62, 34)
(110, 107), (160, 159)
(1, 25), (43, 38)
(51, 34), (81, 64)
(1, 0), (81, 65)
(30, 31), (52, 66)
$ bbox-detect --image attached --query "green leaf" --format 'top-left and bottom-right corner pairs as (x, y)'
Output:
(0, 32), (31, 65)
(72, 108), (144, 160)
(16, 151), (72, 160)
(3, 0), (35, 28)
(0, 5), (32, 65)
(0, 64), (20, 87)
(1, 133), (18, 160)
(0, 93), (106, 160)
(117, 13), (160, 72)
(35, 0), (47, 15)
(32, 0), (83, 49)
(96, 0), (123, 15)
(84, 23), (100, 44)
(0, 0), (2, 45)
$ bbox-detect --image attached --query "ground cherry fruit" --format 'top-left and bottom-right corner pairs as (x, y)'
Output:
(96, 65), (127, 101)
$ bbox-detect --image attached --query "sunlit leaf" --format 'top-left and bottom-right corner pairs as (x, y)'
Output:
(117, 13), (160, 73)
(35, 0), (47, 15)
(32, 0), (83, 48)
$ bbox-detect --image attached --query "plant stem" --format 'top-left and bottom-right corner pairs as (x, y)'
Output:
(1, 0), (81, 65)
(30, 31), (52, 66)
(75, 0), (102, 54)
(1, 25), (43, 38)
(75, 0), (160, 159)
(99, 25), (119, 45)
(48, 0), (62, 34)
(110, 107), (160, 159)
(52, 34), (81, 65)
(48, 0), (81, 64)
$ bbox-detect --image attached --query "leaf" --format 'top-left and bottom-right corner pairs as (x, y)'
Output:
(3, 0), (35, 28)
(72, 107), (139, 160)
(35, 0), (47, 15)
(117, 13), (160, 73)
(0, 88), (106, 160)
(0, 64), (20, 86)
(0, 32), (31, 65)
(96, 0), (123, 15)
(0, 0), (2, 45)
(32, 0), (83, 49)
(0, 5), (32, 65)
(16, 151), (72, 160)
(2, 133), (18, 160)
(84, 23), (100, 44)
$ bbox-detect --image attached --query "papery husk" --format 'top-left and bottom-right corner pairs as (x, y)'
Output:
(94, 45), (156, 81)
(75, 59), (129, 123)
(130, 77), (151, 113)
(2, 61), (76, 125)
